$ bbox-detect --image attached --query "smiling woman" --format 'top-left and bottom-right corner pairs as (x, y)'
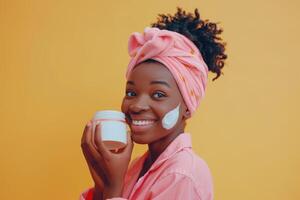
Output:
(122, 61), (187, 146)
(80, 7), (227, 200)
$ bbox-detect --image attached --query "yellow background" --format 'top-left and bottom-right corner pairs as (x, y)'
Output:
(1, 0), (299, 199)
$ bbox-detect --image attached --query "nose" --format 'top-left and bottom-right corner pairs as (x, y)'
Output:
(128, 95), (150, 114)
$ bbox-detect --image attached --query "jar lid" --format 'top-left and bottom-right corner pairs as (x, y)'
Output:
(93, 110), (125, 121)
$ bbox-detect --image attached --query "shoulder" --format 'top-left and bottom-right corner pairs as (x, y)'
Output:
(166, 148), (211, 175)
(160, 148), (214, 194)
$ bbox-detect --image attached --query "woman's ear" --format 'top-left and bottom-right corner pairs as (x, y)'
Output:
(181, 102), (191, 120)
(183, 109), (191, 119)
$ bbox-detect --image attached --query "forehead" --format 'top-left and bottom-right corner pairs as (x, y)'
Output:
(128, 61), (176, 84)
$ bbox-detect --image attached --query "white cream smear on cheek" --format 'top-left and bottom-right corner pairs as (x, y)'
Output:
(162, 104), (180, 130)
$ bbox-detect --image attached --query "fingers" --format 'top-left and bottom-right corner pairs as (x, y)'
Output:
(91, 120), (99, 148)
(81, 121), (92, 144)
(127, 131), (133, 148)
(88, 124), (110, 171)
(85, 149), (108, 187)
(81, 122), (101, 167)
(83, 145), (109, 187)
(82, 142), (99, 170)
(94, 123), (111, 160)
(85, 123), (102, 159)
(81, 121), (108, 175)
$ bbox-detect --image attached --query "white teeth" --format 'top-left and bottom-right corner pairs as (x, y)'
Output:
(132, 120), (155, 126)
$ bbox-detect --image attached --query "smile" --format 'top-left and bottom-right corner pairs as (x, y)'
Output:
(132, 120), (156, 126)
(130, 119), (157, 133)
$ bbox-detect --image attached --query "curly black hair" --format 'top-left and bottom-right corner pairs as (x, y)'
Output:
(150, 7), (227, 81)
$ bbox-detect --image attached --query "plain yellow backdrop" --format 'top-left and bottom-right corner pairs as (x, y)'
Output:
(0, 0), (299, 199)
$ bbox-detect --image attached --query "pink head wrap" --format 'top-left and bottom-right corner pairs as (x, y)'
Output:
(126, 27), (209, 115)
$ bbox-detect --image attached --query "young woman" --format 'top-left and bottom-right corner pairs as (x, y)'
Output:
(80, 7), (227, 200)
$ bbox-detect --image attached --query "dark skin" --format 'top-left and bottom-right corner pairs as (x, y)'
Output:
(81, 61), (191, 199)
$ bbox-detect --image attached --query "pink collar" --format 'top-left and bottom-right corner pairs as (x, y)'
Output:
(129, 133), (192, 176)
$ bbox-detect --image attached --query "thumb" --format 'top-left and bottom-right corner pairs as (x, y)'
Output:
(124, 131), (134, 154)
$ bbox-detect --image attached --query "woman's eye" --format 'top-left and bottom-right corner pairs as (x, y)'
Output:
(126, 91), (136, 97)
(153, 91), (166, 98)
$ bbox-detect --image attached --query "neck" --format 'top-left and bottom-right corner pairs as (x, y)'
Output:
(147, 127), (185, 164)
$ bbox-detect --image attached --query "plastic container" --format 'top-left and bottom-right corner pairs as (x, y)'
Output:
(92, 110), (127, 150)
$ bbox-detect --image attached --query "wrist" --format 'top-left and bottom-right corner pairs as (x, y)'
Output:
(93, 185), (103, 200)
(103, 182), (123, 199)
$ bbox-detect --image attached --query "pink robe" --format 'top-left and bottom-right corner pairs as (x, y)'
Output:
(79, 133), (213, 200)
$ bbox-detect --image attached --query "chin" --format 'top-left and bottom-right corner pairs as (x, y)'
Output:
(130, 132), (156, 145)
(133, 140), (148, 145)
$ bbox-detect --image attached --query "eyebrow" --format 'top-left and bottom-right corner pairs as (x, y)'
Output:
(150, 81), (171, 88)
(126, 80), (171, 88)
(126, 81), (134, 85)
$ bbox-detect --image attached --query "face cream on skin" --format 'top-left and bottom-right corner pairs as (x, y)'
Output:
(162, 104), (180, 130)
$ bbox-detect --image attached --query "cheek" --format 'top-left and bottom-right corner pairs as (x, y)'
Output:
(158, 103), (183, 122)
(154, 104), (174, 119)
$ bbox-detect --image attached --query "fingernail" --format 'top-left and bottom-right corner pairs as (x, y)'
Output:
(96, 123), (100, 129)
(87, 121), (92, 127)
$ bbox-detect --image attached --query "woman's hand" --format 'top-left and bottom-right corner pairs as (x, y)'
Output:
(81, 121), (106, 191)
(81, 121), (134, 199)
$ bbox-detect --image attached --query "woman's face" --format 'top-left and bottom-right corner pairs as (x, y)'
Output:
(121, 61), (189, 144)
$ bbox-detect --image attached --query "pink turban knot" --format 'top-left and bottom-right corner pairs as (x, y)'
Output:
(126, 27), (209, 115)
